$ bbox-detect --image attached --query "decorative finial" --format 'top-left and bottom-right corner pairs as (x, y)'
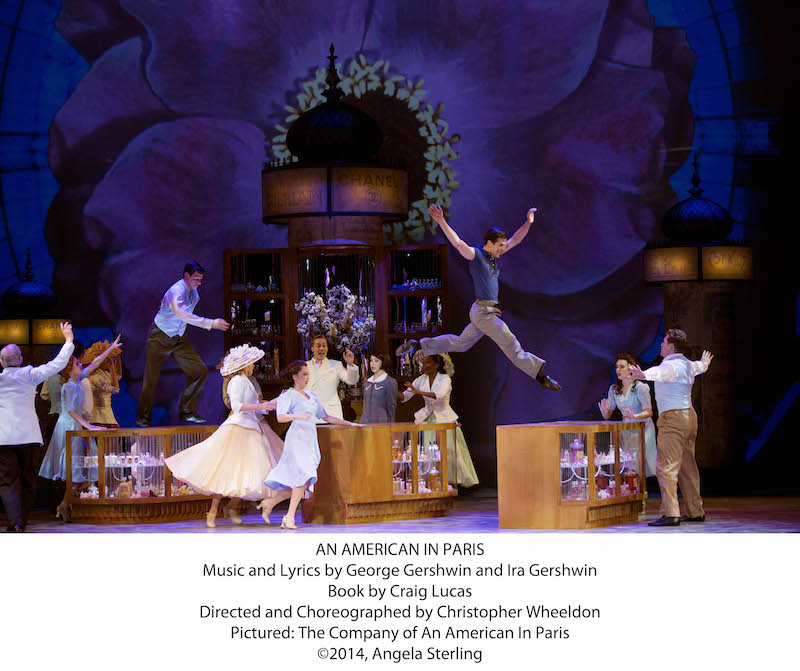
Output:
(323, 43), (343, 102)
(689, 151), (704, 197)
(24, 248), (34, 281)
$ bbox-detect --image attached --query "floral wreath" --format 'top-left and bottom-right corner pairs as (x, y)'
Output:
(272, 54), (461, 243)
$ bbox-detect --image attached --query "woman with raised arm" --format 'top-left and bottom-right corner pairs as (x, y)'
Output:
(257, 360), (361, 529)
(166, 345), (282, 528)
(39, 335), (123, 521)
(81, 340), (123, 428)
(401, 353), (478, 488)
(598, 354), (657, 479)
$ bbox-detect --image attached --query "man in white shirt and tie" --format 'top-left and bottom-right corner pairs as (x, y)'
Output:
(306, 335), (359, 421)
(0, 322), (75, 531)
(630, 329), (713, 527)
(136, 262), (229, 427)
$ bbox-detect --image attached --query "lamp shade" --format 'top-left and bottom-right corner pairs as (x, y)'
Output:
(702, 246), (754, 280)
(0, 318), (29, 345)
(643, 247), (699, 282)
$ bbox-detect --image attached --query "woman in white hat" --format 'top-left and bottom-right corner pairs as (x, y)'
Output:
(165, 345), (282, 527)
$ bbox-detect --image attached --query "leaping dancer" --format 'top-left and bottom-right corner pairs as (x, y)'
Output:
(421, 204), (561, 392)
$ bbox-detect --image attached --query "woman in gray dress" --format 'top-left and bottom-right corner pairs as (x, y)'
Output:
(360, 352), (398, 423)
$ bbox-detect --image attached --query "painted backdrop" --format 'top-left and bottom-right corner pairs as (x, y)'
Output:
(22, 1), (699, 471)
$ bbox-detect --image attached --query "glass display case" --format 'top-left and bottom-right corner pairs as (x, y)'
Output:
(389, 426), (456, 496)
(304, 422), (458, 524)
(498, 420), (645, 529)
(65, 426), (216, 523)
(228, 251), (282, 294)
(223, 249), (296, 397)
(559, 429), (643, 503)
(387, 246), (449, 378)
(229, 298), (284, 337)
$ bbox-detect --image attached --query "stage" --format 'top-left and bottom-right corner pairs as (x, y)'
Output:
(8, 494), (799, 534)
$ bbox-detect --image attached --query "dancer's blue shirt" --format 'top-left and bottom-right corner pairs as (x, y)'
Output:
(153, 278), (212, 337)
(469, 247), (500, 302)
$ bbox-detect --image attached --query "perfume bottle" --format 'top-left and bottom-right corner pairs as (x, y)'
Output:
(430, 465), (441, 491)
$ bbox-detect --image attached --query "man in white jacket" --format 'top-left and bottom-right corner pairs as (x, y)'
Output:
(0, 322), (75, 532)
(306, 335), (359, 421)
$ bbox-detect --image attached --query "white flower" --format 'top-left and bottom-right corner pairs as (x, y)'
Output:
(296, 284), (375, 352)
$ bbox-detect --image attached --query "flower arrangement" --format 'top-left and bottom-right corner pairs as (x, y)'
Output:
(296, 285), (376, 353)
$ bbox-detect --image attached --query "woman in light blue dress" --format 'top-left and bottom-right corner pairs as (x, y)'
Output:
(39, 336), (122, 521)
(598, 353), (657, 478)
(258, 360), (361, 529)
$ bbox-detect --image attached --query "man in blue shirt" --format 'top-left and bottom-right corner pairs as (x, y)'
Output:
(421, 204), (561, 392)
(136, 262), (230, 427)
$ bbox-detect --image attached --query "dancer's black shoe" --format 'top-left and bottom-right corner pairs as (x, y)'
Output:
(536, 373), (562, 392)
(648, 516), (680, 527)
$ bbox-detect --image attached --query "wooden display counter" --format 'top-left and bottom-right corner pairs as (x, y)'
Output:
(497, 420), (646, 529)
(303, 422), (458, 525)
(65, 426), (214, 524)
(66, 422), (458, 525)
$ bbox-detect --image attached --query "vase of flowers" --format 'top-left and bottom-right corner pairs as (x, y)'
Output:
(296, 284), (376, 354)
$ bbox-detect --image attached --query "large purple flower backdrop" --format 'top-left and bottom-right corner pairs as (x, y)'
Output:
(47, 0), (694, 467)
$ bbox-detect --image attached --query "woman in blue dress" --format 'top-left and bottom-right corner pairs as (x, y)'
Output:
(258, 360), (361, 529)
(39, 336), (122, 521)
(598, 353), (657, 479)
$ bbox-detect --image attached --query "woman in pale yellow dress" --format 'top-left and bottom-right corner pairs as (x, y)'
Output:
(81, 340), (123, 428)
(165, 345), (284, 527)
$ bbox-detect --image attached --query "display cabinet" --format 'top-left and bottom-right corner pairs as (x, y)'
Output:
(223, 248), (298, 396)
(386, 246), (449, 378)
(497, 420), (645, 529)
(223, 245), (449, 423)
(65, 426), (215, 524)
(303, 422), (457, 524)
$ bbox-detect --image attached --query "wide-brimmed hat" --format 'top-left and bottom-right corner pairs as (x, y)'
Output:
(220, 344), (265, 376)
(81, 340), (122, 376)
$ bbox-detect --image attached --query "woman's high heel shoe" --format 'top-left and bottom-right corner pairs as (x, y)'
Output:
(55, 503), (71, 523)
(206, 512), (217, 528)
(256, 500), (273, 525)
(224, 506), (243, 525)
(280, 515), (297, 530)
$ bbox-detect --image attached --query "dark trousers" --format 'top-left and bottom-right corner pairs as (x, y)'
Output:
(136, 324), (208, 423)
(0, 443), (38, 528)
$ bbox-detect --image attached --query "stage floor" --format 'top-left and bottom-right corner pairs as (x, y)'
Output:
(7, 493), (799, 533)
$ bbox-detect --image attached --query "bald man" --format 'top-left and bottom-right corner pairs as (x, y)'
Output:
(0, 323), (75, 531)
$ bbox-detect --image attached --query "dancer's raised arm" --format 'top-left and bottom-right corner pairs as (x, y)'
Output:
(502, 208), (536, 254)
(82, 335), (122, 377)
(428, 204), (475, 260)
